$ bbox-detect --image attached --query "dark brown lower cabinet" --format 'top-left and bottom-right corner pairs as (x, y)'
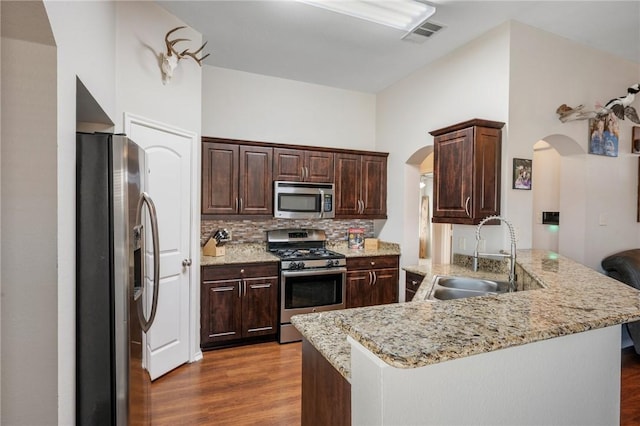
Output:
(346, 255), (399, 309)
(405, 271), (426, 302)
(201, 263), (278, 349)
(302, 339), (351, 426)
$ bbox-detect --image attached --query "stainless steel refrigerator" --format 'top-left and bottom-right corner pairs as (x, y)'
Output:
(76, 133), (160, 425)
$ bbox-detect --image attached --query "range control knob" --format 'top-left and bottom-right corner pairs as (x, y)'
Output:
(326, 259), (337, 267)
(290, 261), (305, 270)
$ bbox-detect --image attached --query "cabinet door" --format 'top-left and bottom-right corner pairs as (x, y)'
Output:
(202, 142), (239, 214)
(361, 154), (387, 217)
(433, 128), (474, 221)
(273, 148), (305, 181)
(346, 270), (370, 309)
(334, 153), (362, 216)
(242, 276), (278, 338)
(201, 279), (242, 345)
(239, 145), (273, 215)
(405, 272), (425, 302)
(305, 151), (334, 183)
(370, 268), (399, 306)
(472, 126), (502, 220)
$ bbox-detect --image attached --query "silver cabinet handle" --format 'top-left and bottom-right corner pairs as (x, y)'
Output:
(135, 192), (160, 333)
(372, 271), (377, 286)
(239, 197), (243, 213)
(464, 196), (471, 218)
(235, 197), (239, 213)
(213, 286), (235, 292)
(182, 258), (192, 267)
(368, 271), (373, 285)
(238, 281), (242, 298)
(250, 283), (271, 289)
(301, 166), (305, 180)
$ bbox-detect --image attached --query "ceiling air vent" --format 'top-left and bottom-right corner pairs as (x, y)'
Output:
(402, 21), (444, 43)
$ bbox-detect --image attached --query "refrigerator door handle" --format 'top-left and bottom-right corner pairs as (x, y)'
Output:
(136, 192), (161, 333)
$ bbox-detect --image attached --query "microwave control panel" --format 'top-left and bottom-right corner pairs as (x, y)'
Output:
(323, 194), (333, 212)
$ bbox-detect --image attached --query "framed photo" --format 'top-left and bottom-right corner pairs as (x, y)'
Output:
(589, 113), (618, 157)
(513, 158), (532, 190)
(633, 126), (640, 154)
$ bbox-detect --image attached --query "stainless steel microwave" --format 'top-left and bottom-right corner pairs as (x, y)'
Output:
(274, 181), (335, 219)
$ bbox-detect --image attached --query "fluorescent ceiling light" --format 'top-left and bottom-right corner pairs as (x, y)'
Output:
(299, 0), (436, 33)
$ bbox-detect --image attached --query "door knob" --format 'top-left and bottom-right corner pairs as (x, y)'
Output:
(182, 258), (192, 267)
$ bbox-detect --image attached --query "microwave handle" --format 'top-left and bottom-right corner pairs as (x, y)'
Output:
(319, 189), (324, 219)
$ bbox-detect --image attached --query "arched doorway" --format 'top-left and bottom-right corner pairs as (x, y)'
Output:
(406, 145), (452, 265)
(531, 134), (586, 261)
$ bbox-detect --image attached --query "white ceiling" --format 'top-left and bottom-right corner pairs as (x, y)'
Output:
(157, 1), (640, 93)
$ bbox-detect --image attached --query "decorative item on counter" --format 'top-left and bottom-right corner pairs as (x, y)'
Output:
(348, 227), (365, 250)
(203, 228), (231, 257)
(364, 238), (379, 251)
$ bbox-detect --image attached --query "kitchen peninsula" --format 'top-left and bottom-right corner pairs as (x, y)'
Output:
(292, 249), (640, 425)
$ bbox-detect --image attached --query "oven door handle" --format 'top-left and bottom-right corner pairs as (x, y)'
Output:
(282, 267), (347, 277)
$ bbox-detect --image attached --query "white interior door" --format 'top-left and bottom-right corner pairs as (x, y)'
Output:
(125, 114), (196, 380)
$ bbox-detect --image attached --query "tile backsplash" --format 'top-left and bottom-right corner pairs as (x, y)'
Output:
(201, 218), (374, 246)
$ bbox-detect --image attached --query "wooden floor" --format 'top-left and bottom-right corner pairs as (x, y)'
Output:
(140, 342), (301, 425)
(139, 342), (640, 425)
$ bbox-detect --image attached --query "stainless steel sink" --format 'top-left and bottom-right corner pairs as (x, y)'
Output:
(428, 275), (511, 301)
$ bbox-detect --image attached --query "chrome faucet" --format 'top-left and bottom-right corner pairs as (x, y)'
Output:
(473, 215), (517, 292)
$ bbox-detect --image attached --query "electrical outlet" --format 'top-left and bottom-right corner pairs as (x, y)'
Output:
(599, 213), (608, 226)
(458, 237), (466, 250)
(536, 212), (543, 224)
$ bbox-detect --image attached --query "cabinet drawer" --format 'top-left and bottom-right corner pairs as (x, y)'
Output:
(202, 263), (279, 282)
(405, 272), (426, 292)
(346, 255), (399, 271)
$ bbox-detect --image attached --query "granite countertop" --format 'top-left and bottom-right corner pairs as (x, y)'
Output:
(201, 243), (279, 266)
(291, 249), (640, 380)
(200, 241), (401, 266)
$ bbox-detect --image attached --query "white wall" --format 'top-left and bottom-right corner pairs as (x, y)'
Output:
(1, 36), (58, 425)
(115, 1), (202, 135)
(376, 23), (511, 268)
(43, 2), (116, 423)
(377, 19), (640, 272)
(202, 65), (376, 149)
(508, 21), (640, 268)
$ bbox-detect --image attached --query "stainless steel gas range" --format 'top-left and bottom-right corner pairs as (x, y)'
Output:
(267, 229), (346, 343)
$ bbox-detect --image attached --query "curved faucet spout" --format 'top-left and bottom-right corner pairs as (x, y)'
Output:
(473, 215), (517, 292)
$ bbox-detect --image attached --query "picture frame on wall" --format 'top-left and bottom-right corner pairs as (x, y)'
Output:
(633, 126), (640, 154)
(589, 113), (619, 157)
(513, 158), (532, 190)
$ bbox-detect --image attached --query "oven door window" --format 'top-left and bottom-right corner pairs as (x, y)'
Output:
(284, 272), (343, 309)
(278, 193), (320, 213)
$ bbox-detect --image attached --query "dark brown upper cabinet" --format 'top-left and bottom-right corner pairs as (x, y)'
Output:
(273, 148), (334, 183)
(202, 140), (273, 216)
(334, 152), (387, 219)
(430, 119), (504, 225)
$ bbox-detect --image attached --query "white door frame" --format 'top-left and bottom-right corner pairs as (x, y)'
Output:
(124, 112), (202, 364)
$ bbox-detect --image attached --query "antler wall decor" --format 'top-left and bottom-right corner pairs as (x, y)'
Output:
(161, 26), (210, 84)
